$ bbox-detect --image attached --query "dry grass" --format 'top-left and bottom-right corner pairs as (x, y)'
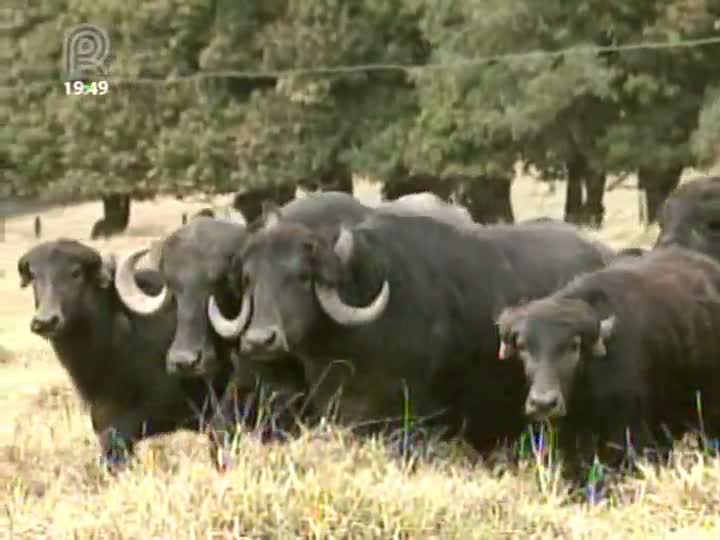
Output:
(2, 174), (720, 538)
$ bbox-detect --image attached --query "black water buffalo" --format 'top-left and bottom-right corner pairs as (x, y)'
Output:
(218, 207), (615, 452)
(191, 206), (245, 224)
(114, 215), (303, 444)
(497, 246), (720, 479)
(194, 208), (216, 219)
(381, 172), (514, 224)
(374, 192), (475, 229)
(115, 217), (247, 376)
(118, 192), (372, 374)
(114, 192), (376, 440)
(17, 240), (235, 469)
(206, 191), (473, 343)
(655, 175), (720, 260)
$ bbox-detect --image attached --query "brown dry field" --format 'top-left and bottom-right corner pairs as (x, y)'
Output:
(1, 175), (719, 539)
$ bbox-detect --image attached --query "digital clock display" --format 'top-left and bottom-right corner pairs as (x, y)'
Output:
(63, 81), (109, 95)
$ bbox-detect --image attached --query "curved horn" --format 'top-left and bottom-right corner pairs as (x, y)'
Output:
(592, 315), (616, 357)
(314, 280), (389, 326)
(207, 293), (251, 339)
(144, 240), (163, 271)
(313, 226), (388, 325)
(114, 248), (168, 315)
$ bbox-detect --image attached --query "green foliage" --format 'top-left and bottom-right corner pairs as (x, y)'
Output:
(4, 0), (720, 202)
(692, 86), (720, 166)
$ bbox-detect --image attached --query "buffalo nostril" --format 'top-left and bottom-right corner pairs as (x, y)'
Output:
(263, 330), (277, 346)
(168, 350), (203, 373)
(544, 396), (559, 410)
(187, 352), (202, 369)
(528, 394), (560, 414)
(30, 315), (60, 335)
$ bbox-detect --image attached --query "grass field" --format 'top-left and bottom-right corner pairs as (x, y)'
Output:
(2, 175), (719, 539)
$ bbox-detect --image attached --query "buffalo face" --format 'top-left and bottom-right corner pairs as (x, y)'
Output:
(18, 240), (115, 339)
(656, 177), (720, 260)
(497, 300), (615, 422)
(115, 218), (245, 376)
(212, 208), (389, 360)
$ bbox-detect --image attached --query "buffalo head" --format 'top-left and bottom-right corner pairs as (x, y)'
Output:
(208, 206), (390, 359)
(115, 217), (246, 376)
(18, 240), (115, 339)
(496, 299), (615, 421)
(655, 176), (720, 261)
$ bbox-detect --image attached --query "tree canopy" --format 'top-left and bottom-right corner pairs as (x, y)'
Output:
(3, 0), (720, 222)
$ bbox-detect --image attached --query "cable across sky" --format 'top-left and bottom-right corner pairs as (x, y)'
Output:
(8, 34), (720, 91)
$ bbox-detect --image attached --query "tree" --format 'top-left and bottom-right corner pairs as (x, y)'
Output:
(692, 85), (720, 168)
(386, 0), (618, 225)
(6, 0), (720, 228)
(390, 0), (720, 225)
(221, 0), (427, 195)
(595, 1), (720, 222)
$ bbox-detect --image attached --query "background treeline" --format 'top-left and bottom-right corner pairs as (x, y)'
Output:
(3, 0), (720, 227)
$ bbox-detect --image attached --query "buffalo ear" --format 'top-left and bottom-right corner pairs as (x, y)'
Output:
(145, 240), (163, 272)
(97, 253), (116, 288)
(591, 315), (616, 357)
(17, 258), (32, 288)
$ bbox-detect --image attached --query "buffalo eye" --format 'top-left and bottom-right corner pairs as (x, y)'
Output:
(70, 266), (83, 280)
(241, 271), (251, 290)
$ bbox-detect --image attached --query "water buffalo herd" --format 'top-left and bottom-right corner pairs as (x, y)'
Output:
(15, 176), (720, 485)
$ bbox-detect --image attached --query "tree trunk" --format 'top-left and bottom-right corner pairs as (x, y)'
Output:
(637, 165), (683, 225)
(565, 156), (585, 225)
(583, 171), (607, 228)
(104, 194), (131, 228)
(458, 176), (514, 224)
(91, 194), (131, 239)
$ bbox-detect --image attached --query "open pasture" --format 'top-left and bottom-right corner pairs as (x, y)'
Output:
(2, 176), (718, 539)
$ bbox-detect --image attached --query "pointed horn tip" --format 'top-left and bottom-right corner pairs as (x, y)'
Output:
(114, 247), (167, 315)
(314, 279), (390, 326)
(207, 293), (251, 339)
